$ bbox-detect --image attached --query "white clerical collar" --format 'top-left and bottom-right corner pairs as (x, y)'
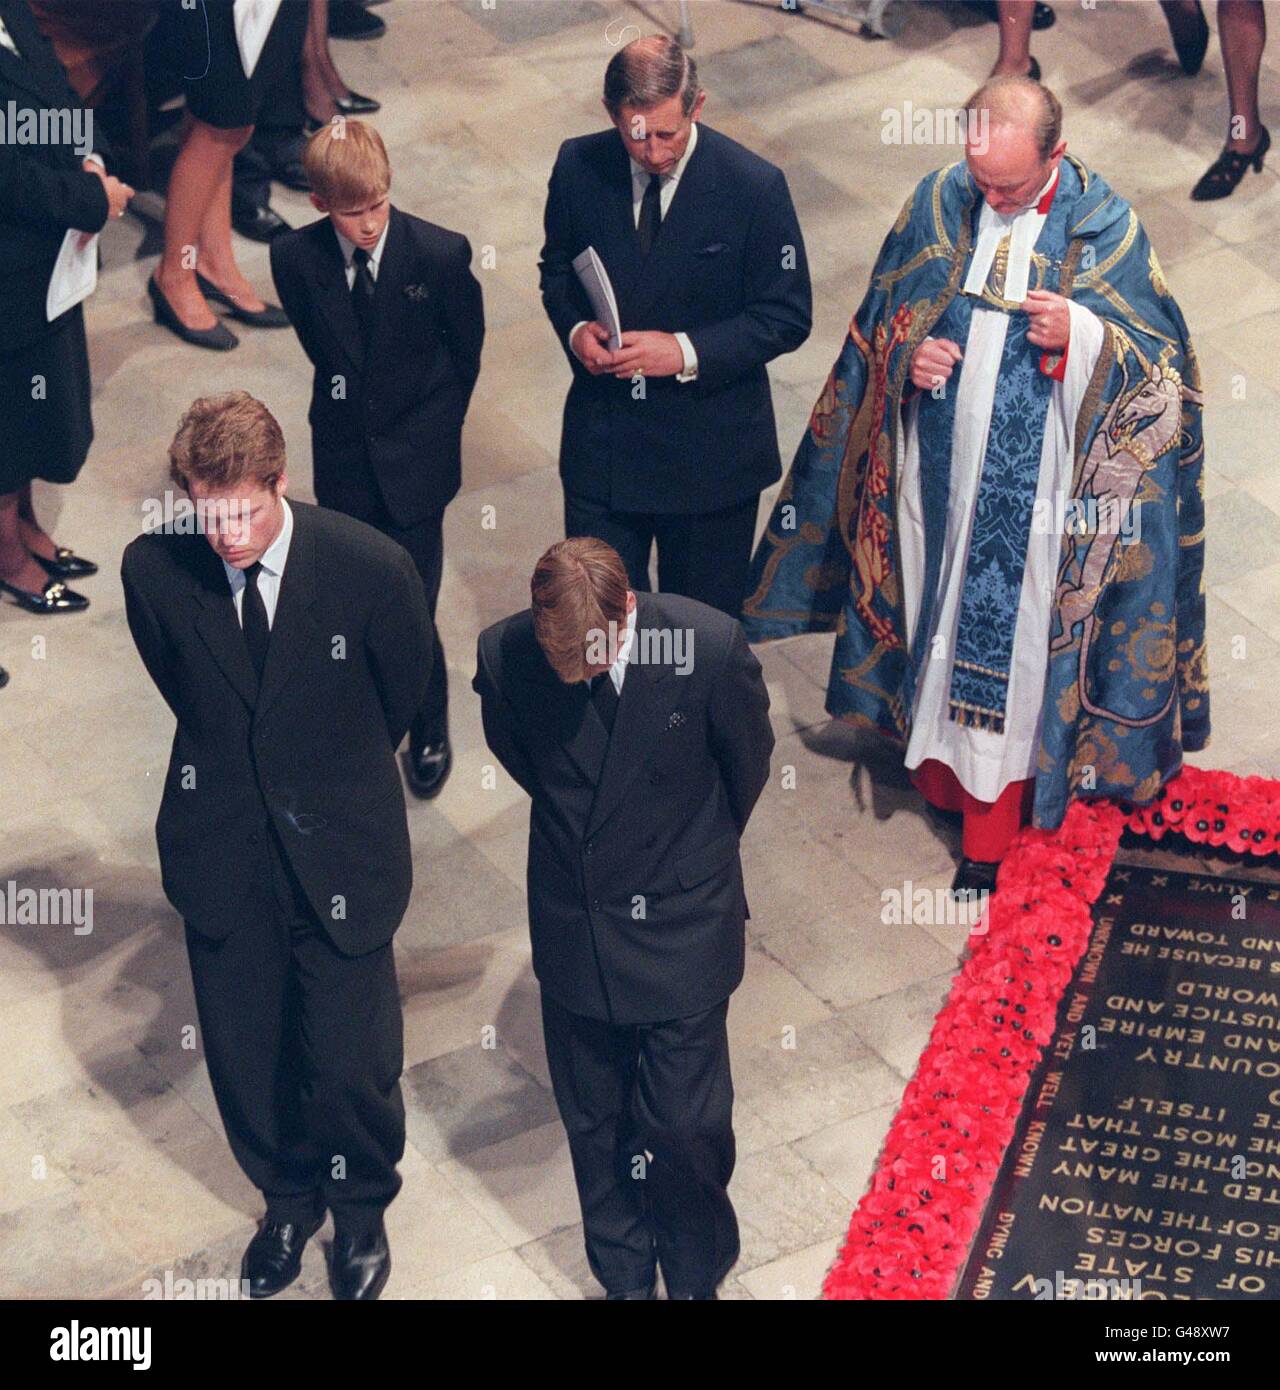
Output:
(629, 118), (698, 194)
(335, 217), (390, 271)
(222, 496), (292, 588)
(965, 166), (1060, 303)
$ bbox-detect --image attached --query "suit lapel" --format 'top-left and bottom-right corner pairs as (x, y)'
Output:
(306, 223), (364, 374)
(255, 504), (321, 720)
(628, 126), (718, 327)
(528, 660), (609, 788)
(600, 136), (644, 316)
(191, 541), (260, 712)
(586, 596), (677, 837)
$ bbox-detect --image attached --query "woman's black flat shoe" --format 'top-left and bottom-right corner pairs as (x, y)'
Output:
(0, 577), (89, 613)
(336, 90), (380, 115)
(148, 277), (238, 351)
(195, 272), (291, 328)
(1191, 125), (1271, 200)
(34, 547), (98, 579)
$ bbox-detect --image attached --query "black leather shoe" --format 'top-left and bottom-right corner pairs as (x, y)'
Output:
(0, 666), (8, 690)
(606, 1284), (657, 1300)
(667, 1290), (717, 1300)
(336, 90), (381, 115)
(34, 547), (98, 579)
(406, 739), (451, 799)
(0, 576), (89, 613)
(1168, 1), (1210, 75)
(1191, 125), (1271, 201)
(950, 858), (999, 898)
(329, 0), (386, 39)
(232, 203), (292, 242)
(241, 1213), (324, 1299)
(195, 272), (291, 328)
(148, 276), (238, 351)
(331, 1222), (391, 1301)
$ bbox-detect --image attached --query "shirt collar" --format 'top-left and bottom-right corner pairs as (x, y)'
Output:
(335, 217), (390, 269)
(222, 497), (293, 588)
(611, 598), (637, 686)
(629, 119), (698, 192)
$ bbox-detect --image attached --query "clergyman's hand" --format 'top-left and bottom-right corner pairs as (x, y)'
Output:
(1024, 289), (1071, 352)
(910, 337), (963, 392)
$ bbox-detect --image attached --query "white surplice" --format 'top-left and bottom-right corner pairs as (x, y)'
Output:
(896, 174), (1105, 804)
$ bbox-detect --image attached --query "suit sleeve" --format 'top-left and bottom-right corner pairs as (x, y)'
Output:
(708, 622), (774, 834)
(685, 166), (812, 393)
(366, 550), (434, 747)
(472, 636), (538, 798)
(538, 146), (592, 370)
(0, 145), (109, 236)
(120, 547), (182, 721)
(441, 235), (484, 411)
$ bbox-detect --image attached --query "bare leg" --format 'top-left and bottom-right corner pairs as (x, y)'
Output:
(16, 483), (57, 562)
(194, 142), (268, 311)
(0, 491), (47, 591)
(155, 115), (254, 329)
(990, 0), (1035, 77)
(303, 0), (340, 123)
(1219, 0), (1266, 151)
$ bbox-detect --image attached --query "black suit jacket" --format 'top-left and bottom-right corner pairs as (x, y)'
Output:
(122, 500), (433, 955)
(0, 0), (110, 352)
(538, 123), (812, 515)
(473, 591), (774, 1025)
(270, 205), (484, 526)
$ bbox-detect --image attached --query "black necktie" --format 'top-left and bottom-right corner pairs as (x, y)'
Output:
(637, 174), (662, 259)
(590, 670), (620, 736)
(351, 247), (376, 341)
(240, 560), (270, 683)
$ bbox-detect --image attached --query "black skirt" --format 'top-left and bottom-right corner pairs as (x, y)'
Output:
(180, 0), (310, 130)
(0, 306), (94, 493)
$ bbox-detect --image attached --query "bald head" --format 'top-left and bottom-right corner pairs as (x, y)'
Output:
(963, 75), (1066, 214)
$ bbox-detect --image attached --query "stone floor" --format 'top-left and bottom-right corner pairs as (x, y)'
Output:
(1, 0), (1277, 1300)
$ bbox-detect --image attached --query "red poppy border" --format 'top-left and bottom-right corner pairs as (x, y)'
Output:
(822, 765), (1280, 1300)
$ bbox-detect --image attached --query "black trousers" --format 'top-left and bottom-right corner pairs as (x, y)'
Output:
(184, 824), (405, 1238)
(322, 473), (448, 750)
(540, 991), (739, 1298)
(564, 490), (759, 619)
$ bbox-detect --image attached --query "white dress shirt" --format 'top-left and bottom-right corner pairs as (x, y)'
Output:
(223, 497), (293, 629)
(335, 218), (390, 290)
(608, 597), (637, 694)
(568, 122), (700, 382)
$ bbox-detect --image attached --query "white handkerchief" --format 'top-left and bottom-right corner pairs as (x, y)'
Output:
(233, 0), (282, 80)
(46, 229), (98, 322)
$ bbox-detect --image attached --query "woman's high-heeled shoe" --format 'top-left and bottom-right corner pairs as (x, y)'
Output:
(1191, 125), (1271, 201)
(1169, 2), (1210, 76)
(194, 272), (291, 328)
(336, 90), (380, 115)
(148, 276), (238, 351)
(34, 547), (98, 579)
(0, 577), (89, 613)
